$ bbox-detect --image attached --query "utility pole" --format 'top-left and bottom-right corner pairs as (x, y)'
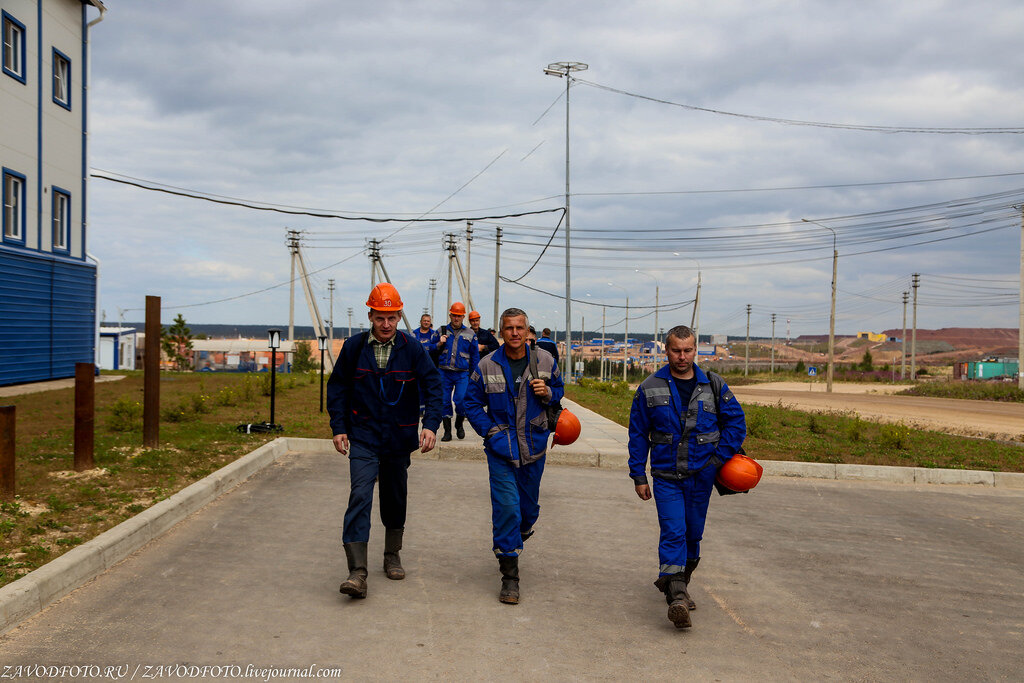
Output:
(445, 233), (455, 313)
(465, 221), (473, 304)
(601, 305), (606, 382)
(771, 313), (776, 374)
(623, 296), (629, 382)
(429, 278), (437, 323)
(911, 273), (920, 380)
(327, 278), (335, 344)
(347, 307), (353, 338)
(1019, 207), (1024, 390)
(493, 226), (502, 331)
(745, 304), (751, 376)
(901, 291), (908, 380)
(691, 270), (702, 342)
(287, 229), (300, 342)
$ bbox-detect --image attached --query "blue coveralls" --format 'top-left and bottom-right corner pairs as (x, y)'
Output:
(326, 330), (443, 544)
(628, 364), (746, 577)
(464, 345), (564, 557)
(438, 323), (479, 419)
(412, 327), (440, 365)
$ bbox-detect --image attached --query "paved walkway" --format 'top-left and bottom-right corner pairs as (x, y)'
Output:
(0, 374), (125, 398)
(0, 397), (1023, 679)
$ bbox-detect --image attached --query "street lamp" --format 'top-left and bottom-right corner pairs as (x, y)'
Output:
(544, 60), (588, 384)
(608, 282), (629, 381)
(801, 218), (838, 393)
(634, 269), (660, 352)
(318, 335), (328, 413)
(268, 329), (282, 429)
(673, 253), (702, 342)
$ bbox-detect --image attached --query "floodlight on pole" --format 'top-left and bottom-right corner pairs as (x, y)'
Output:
(801, 218), (838, 393)
(544, 60), (588, 383)
(634, 269), (660, 349)
(268, 328), (282, 429)
(607, 281), (629, 381)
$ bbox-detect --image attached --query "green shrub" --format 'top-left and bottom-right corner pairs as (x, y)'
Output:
(879, 423), (910, 450)
(844, 417), (866, 442)
(745, 407), (771, 438)
(107, 396), (143, 432)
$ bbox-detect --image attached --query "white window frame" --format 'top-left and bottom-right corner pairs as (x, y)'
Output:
(3, 170), (26, 244)
(52, 187), (71, 251)
(2, 11), (26, 84)
(52, 48), (71, 109)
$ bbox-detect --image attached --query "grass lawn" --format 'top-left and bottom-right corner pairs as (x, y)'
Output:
(0, 371), (333, 587)
(566, 379), (1024, 473)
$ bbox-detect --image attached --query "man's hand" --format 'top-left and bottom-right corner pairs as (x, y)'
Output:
(439, 334), (448, 346)
(530, 378), (551, 401)
(333, 434), (349, 455)
(420, 428), (437, 453)
(635, 484), (652, 501)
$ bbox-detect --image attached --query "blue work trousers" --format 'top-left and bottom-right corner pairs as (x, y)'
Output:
(342, 441), (411, 544)
(652, 466), (716, 577)
(440, 368), (469, 418)
(487, 452), (545, 557)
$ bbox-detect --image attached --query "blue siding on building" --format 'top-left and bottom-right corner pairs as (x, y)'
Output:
(0, 248), (96, 386)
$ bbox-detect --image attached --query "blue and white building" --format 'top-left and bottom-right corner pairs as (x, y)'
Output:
(1, 0), (105, 386)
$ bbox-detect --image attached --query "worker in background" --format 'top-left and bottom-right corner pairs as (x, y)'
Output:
(437, 301), (479, 441)
(464, 307), (563, 605)
(327, 283), (443, 599)
(469, 310), (500, 358)
(536, 327), (559, 365)
(627, 324), (746, 628)
(413, 313), (440, 366)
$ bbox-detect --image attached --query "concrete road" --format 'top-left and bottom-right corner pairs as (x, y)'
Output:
(733, 383), (1024, 441)
(1, 453), (1021, 681)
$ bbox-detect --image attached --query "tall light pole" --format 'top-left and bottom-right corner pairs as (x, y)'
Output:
(545, 60), (588, 383)
(674, 253), (702, 342)
(801, 219), (838, 393)
(635, 269), (660, 352)
(608, 281), (629, 382)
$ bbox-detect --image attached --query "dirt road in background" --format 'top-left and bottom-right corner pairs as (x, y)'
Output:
(731, 382), (1024, 441)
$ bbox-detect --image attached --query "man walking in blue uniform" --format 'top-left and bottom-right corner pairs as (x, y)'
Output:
(327, 283), (443, 599)
(437, 301), (479, 442)
(628, 324), (746, 628)
(413, 313), (440, 365)
(465, 307), (564, 604)
(468, 310), (500, 358)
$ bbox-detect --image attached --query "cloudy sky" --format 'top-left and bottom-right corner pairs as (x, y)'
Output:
(86, 0), (1024, 340)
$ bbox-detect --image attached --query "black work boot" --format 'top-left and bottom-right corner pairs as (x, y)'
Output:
(455, 415), (466, 439)
(339, 542), (368, 598)
(383, 528), (405, 580)
(498, 556), (520, 605)
(682, 557), (700, 610)
(655, 573), (692, 628)
(441, 417), (452, 442)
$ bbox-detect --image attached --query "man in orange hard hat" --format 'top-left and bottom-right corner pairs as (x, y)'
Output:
(327, 283), (443, 599)
(628, 324), (746, 629)
(437, 301), (479, 441)
(468, 310), (499, 357)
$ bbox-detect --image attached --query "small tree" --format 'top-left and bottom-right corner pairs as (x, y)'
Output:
(859, 350), (874, 372)
(794, 360), (806, 374)
(290, 340), (317, 373)
(161, 314), (193, 371)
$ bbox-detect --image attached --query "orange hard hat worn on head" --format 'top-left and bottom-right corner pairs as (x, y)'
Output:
(468, 310), (481, 321)
(366, 283), (403, 311)
(552, 408), (581, 446)
(449, 302), (466, 316)
(715, 453), (763, 492)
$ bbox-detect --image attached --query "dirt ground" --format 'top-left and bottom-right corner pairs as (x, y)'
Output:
(732, 382), (1024, 442)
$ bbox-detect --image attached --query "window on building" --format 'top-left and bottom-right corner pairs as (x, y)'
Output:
(53, 49), (71, 109)
(52, 187), (71, 251)
(2, 11), (26, 83)
(3, 170), (26, 243)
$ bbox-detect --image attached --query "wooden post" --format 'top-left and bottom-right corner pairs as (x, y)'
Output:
(1, 406), (14, 500)
(74, 363), (95, 471)
(143, 295), (160, 447)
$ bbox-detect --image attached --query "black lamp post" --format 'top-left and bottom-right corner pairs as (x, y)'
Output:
(318, 335), (328, 413)
(268, 328), (281, 428)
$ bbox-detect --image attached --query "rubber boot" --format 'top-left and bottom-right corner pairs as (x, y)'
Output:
(498, 556), (520, 605)
(682, 557), (700, 610)
(383, 528), (405, 580)
(654, 573), (692, 628)
(441, 417), (452, 442)
(455, 414), (466, 440)
(339, 542), (368, 598)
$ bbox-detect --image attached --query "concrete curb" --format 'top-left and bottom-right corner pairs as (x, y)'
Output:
(0, 436), (298, 635)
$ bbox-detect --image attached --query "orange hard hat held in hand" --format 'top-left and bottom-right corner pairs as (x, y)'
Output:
(715, 453), (763, 492)
(552, 408), (581, 446)
(366, 283), (403, 311)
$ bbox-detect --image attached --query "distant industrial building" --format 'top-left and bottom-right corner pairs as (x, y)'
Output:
(953, 359), (1019, 381)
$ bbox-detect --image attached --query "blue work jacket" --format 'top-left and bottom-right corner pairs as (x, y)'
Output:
(413, 327), (440, 363)
(438, 323), (479, 372)
(465, 345), (564, 466)
(627, 364), (746, 485)
(327, 330), (442, 454)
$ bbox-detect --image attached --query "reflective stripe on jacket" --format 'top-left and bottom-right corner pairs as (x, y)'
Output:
(627, 364), (746, 486)
(464, 345), (564, 466)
